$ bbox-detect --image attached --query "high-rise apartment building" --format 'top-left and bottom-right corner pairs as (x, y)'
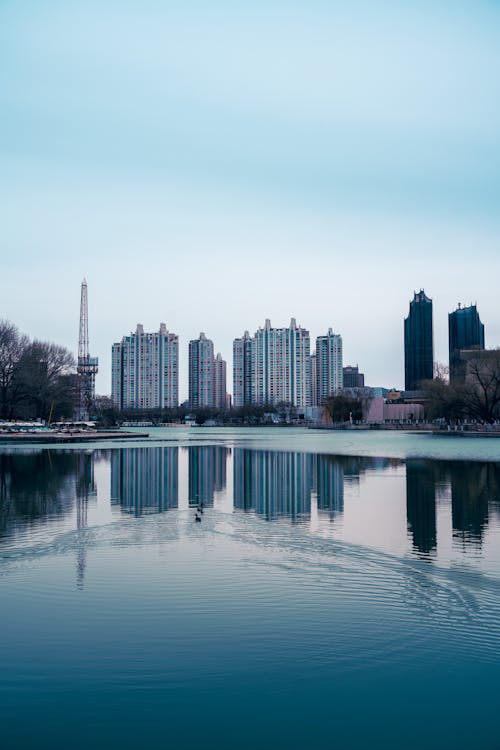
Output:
(233, 331), (253, 408)
(111, 323), (178, 409)
(315, 329), (343, 406)
(214, 352), (228, 409)
(448, 304), (485, 382)
(404, 290), (434, 390)
(253, 318), (310, 407)
(310, 353), (317, 408)
(188, 333), (214, 409)
(233, 319), (310, 408)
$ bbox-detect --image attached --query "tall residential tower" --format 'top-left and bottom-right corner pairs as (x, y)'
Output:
(315, 329), (343, 406)
(188, 333), (215, 409)
(233, 318), (310, 408)
(111, 323), (178, 409)
(233, 331), (253, 408)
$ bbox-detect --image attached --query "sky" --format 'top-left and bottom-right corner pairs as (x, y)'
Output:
(1, 0), (499, 398)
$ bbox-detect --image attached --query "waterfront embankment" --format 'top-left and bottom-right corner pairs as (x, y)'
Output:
(0, 431), (149, 444)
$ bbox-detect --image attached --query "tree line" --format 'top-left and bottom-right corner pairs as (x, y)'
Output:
(0, 320), (77, 421)
(94, 400), (289, 427)
(422, 352), (500, 425)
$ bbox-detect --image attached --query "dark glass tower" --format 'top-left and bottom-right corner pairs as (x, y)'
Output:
(404, 290), (434, 390)
(448, 304), (485, 382)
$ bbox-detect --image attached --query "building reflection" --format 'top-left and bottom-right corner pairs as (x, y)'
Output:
(1, 445), (500, 566)
(449, 462), (492, 548)
(111, 447), (178, 516)
(406, 461), (437, 557)
(0, 449), (76, 540)
(234, 449), (312, 522)
(75, 451), (97, 589)
(315, 455), (344, 521)
(188, 446), (229, 507)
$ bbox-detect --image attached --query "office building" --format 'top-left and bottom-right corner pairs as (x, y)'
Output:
(343, 365), (364, 389)
(404, 290), (434, 390)
(448, 304), (485, 382)
(315, 329), (343, 406)
(111, 323), (178, 409)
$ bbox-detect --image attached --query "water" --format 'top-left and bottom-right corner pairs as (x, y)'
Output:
(1, 430), (500, 749)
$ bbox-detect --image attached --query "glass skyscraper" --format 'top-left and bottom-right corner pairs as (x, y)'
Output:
(448, 304), (485, 382)
(404, 290), (434, 390)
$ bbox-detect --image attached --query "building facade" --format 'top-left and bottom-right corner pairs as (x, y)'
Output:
(253, 318), (311, 407)
(233, 331), (253, 408)
(448, 304), (485, 382)
(233, 319), (311, 408)
(213, 352), (228, 409)
(188, 333), (215, 409)
(310, 353), (317, 409)
(315, 329), (343, 406)
(343, 365), (364, 389)
(404, 290), (434, 390)
(111, 323), (178, 409)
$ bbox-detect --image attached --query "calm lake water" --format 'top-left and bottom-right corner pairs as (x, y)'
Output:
(1, 428), (500, 749)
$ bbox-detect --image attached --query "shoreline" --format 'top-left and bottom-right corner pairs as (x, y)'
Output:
(0, 431), (149, 444)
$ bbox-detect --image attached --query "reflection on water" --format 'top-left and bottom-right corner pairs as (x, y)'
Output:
(2, 444), (500, 750)
(189, 446), (229, 507)
(75, 453), (96, 588)
(111, 447), (178, 515)
(1, 446), (500, 567)
(404, 460), (500, 555)
(406, 462), (437, 557)
(234, 449), (312, 521)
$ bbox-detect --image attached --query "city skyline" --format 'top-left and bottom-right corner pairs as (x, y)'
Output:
(105, 291), (493, 399)
(1, 2), (500, 398)
(107, 294), (494, 405)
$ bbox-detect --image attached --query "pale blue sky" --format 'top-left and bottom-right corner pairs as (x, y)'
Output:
(1, 0), (499, 397)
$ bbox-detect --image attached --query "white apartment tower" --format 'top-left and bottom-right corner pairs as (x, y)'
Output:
(315, 328), (343, 406)
(188, 333), (215, 409)
(214, 352), (228, 410)
(310, 352), (317, 408)
(111, 323), (178, 409)
(233, 319), (310, 408)
(233, 330), (253, 408)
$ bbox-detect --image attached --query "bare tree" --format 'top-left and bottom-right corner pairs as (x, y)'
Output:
(0, 320), (29, 419)
(323, 394), (363, 423)
(421, 371), (466, 424)
(463, 350), (500, 424)
(16, 341), (76, 420)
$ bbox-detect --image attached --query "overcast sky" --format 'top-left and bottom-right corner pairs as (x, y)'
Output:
(1, 0), (499, 398)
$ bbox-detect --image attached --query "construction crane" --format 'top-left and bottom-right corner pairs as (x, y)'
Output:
(77, 279), (98, 421)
